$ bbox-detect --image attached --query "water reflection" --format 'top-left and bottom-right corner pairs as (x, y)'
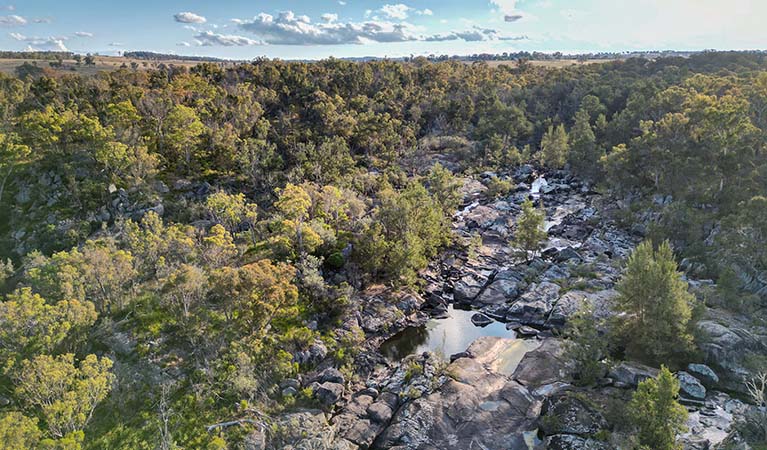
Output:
(380, 305), (516, 361)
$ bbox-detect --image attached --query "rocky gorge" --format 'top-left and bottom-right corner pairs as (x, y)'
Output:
(263, 166), (767, 450)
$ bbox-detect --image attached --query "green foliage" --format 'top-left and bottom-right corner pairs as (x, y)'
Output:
(0, 288), (97, 371)
(564, 304), (607, 385)
(484, 134), (522, 169)
(161, 104), (204, 172)
(613, 241), (695, 365)
(312, 184), (363, 233)
(485, 176), (513, 199)
(122, 211), (197, 276)
(294, 137), (356, 185)
(404, 359), (424, 382)
(14, 353), (114, 440)
(467, 232), (483, 261)
(716, 196), (767, 295)
(568, 108), (603, 180)
(0, 52), (766, 449)
(203, 191), (258, 234)
(0, 411), (42, 449)
(210, 259), (299, 336)
(629, 366), (688, 450)
(23, 239), (136, 313)
(425, 163), (462, 215)
(356, 181), (451, 285)
(539, 124), (569, 169)
(105, 101), (141, 140)
(513, 199), (547, 260)
(0, 132), (30, 205)
(0, 257), (13, 290)
(202, 224), (238, 268)
(236, 138), (283, 191)
(267, 183), (327, 259)
(473, 98), (532, 144)
(275, 183), (312, 222)
(161, 264), (208, 319)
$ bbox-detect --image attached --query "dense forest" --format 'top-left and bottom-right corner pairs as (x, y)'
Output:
(0, 51), (766, 449)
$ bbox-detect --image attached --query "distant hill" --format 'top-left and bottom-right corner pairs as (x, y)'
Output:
(0, 51), (75, 60)
(123, 51), (235, 63)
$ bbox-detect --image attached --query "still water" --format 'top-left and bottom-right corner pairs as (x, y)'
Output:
(380, 305), (539, 373)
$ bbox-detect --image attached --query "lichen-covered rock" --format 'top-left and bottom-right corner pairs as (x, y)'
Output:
(513, 339), (572, 388)
(343, 418), (378, 447)
(367, 401), (394, 423)
(540, 392), (608, 436)
(545, 434), (610, 450)
(697, 314), (767, 394)
(293, 340), (328, 366)
(470, 313), (493, 327)
(316, 382), (345, 406)
(506, 282), (561, 326)
(687, 363), (719, 387)
(473, 278), (518, 306)
(677, 371), (706, 401)
(319, 367), (346, 384)
(373, 338), (540, 449)
(680, 391), (748, 450)
(453, 273), (487, 304)
(607, 362), (658, 388)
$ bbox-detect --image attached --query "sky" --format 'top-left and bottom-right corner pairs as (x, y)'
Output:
(1, 0), (766, 60)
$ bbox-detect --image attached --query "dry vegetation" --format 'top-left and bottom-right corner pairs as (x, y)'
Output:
(0, 54), (611, 76)
(0, 55), (231, 75)
(479, 59), (615, 68)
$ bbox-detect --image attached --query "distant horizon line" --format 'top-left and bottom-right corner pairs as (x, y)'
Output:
(6, 48), (767, 63)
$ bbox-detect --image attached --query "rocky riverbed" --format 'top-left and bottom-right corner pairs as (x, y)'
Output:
(266, 167), (766, 450)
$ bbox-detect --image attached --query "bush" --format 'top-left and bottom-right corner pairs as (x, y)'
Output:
(565, 304), (608, 385)
(613, 240), (695, 366)
(485, 176), (513, 198)
(629, 366), (688, 450)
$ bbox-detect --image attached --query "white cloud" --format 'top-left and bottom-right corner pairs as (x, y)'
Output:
(489, 0), (527, 22)
(74, 31), (94, 37)
(490, 0), (517, 15)
(22, 36), (68, 52)
(380, 4), (410, 20)
(9, 32), (73, 52)
(194, 30), (262, 46)
(109, 42), (123, 47)
(235, 11), (422, 45)
(560, 9), (587, 21)
(418, 9), (433, 16)
(177, 41), (191, 47)
(0, 14), (26, 26)
(174, 12), (207, 24)
(233, 11), (525, 46)
(425, 26), (527, 42)
(321, 13), (338, 23)
(338, 0), (346, 4)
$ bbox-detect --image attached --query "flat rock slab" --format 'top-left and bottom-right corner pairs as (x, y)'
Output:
(513, 338), (572, 388)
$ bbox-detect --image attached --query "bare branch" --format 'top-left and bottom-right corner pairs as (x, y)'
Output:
(206, 418), (258, 433)
(746, 371), (767, 407)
